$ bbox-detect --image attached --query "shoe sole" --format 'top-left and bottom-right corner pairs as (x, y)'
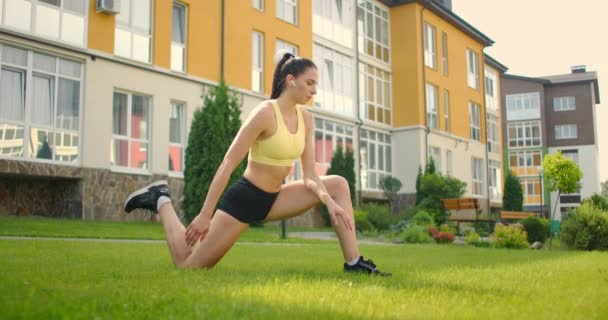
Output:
(123, 180), (168, 213)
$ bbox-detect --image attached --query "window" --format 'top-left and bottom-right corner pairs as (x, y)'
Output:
(314, 118), (354, 175)
(466, 49), (479, 89)
(554, 96), (576, 111)
(360, 129), (392, 190)
(509, 150), (542, 176)
(277, 0), (298, 25)
(171, 2), (187, 72)
(507, 121), (541, 148)
(111, 91), (151, 171)
(313, 0), (353, 47)
(441, 32), (448, 76)
(169, 102), (185, 173)
(1, 0), (87, 46)
(252, 31), (264, 93)
(505, 92), (541, 121)
(425, 83), (438, 129)
(428, 146), (441, 173)
(252, 0), (264, 11)
(443, 90), (449, 132)
(423, 23), (436, 69)
(488, 160), (501, 200)
(487, 113), (499, 153)
(359, 63), (391, 125)
(520, 177), (541, 205)
(0, 45), (82, 163)
(115, 0), (152, 63)
(314, 44), (353, 116)
(357, 0), (390, 63)
(276, 39), (298, 56)
(469, 102), (481, 141)
(555, 124), (577, 140)
(471, 157), (484, 196)
(446, 150), (453, 176)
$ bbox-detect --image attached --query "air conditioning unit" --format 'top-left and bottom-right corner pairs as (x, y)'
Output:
(97, 0), (120, 15)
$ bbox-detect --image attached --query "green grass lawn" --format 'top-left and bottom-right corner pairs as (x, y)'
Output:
(0, 216), (332, 243)
(1, 217), (607, 319)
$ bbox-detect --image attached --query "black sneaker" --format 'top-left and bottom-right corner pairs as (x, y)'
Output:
(344, 256), (392, 277)
(124, 180), (171, 214)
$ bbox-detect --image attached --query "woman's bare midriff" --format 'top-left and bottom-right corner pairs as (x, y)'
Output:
(243, 161), (294, 193)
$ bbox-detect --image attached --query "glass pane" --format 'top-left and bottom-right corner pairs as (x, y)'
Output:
(131, 95), (150, 139)
(39, 0), (60, 6)
(172, 3), (185, 44)
(169, 145), (183, 172)
(59, 59), (81, 78)
(0, 124), (24, 157)
(369, 172), (376, 189)
(33, 52), (57, 73)
(369, 142), (376, 169)
(113, 92), (128, 135)
(324, 133), (333, 163)
(111, 138), (129, 167)
(55, 131), (79, 162)
(56, 78), (80, 130)
(116, 0), (130, 25)
(384, 110), (390, 125)
(63, 0), (86, 14)
(378, 145), (384, 170)
(376, 107), (383, 123)
(1, 46), (28, 66)
(133, 0), (151, 32)
(132, 33), (151, 62)
(130, 141), (149, 169)
(0, 68), (25, 121)
(386, 146), (392, 172)
(30, 127), (54, 160)
(169, 103), (184, 143)
(31, 75), (54, 126)
(314, 131), (324, 162)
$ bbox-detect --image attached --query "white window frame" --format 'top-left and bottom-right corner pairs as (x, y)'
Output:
(509, 150), (542, 173)
(0, 44), (83, 165)
(313, 0), (353, 48)
(424, 23), (436, 69)
(443, 89), (449, 132)
(1, 0), (88, 47)
(357, 0), (390, 63)
(428, 145), (441, 173)
(553, 96), (576, 112)
(276, 39), (298, 56)
(277, 0), (298, 25)
(251, 31), (264, 93)
(314, 117), (354, 169)
(111, 90), (152, 173)
(359, 62), (391, 125)
(425, 83), (438, 129)
(488, 159), (501, 200)
(314, 43), (353, 117)
(252, 0), (264, 11)
(115, 0), (153, 63)
(471, 157), (484, 196)
(466, 49), (479, 89)
(168, 101), (186, 175)
(521, 177), (542, 205)
(507, 121), (542, 148)
(171, 2), (187, 72)
(469, 102), (481, 141)
(360, 128), (392, 191)
(441, 31), (448, 76)
(555, 124), (577, 140)
(487, 113), (499, 154)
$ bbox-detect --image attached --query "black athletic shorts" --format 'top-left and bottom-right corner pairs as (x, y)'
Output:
(217, 176), (280, 224)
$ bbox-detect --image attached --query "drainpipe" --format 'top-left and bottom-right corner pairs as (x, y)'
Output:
(220, 0), (226, 81)
(482, 61), (490, 217)
(355, 3), (363, 208)
(421, 1), (429, 167)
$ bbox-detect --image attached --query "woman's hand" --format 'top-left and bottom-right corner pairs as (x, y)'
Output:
(326, 200), (354, 231)
(185, 214), (211, 247)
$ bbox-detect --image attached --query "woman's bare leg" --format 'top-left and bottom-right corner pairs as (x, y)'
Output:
(264, 175), (360, 262)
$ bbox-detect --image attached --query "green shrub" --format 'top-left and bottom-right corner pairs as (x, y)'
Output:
(520, 216), (549, 244)
(464, 230), (480, 244)
(362, 203), (391, 230)
(401, 225), (434, 244)
(561, 203), (608, 251)
(353, 210), (374, 232)
(581, 194), (608, 211)
(473, 221), (493, 237)
(491, 223), (529, 249)
(412, 210), (434, 227)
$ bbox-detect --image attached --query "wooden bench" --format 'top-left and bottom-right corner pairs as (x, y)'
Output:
(500, 211), (537, 222)
(442, 198), (485, 235)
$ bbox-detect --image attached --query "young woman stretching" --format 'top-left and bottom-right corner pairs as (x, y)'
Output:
(124, 50), (390, 276)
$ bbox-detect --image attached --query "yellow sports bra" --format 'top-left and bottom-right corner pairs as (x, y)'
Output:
(248, 100), (306, 167)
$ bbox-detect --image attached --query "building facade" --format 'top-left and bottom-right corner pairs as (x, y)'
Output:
(0, 0), (504, 224)
(501, 67), (601, 227)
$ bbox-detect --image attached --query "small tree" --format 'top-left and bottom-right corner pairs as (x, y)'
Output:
(542, 152), (583, 247)
(415, 166), (423, 205)
(183, 81), (244, 222)
(326, 146), (356, 204)
(418, 173), (467, 225)
(425, 158), (436, 175)
(379, 175), (402, 214)
(503, 170), (523, 212)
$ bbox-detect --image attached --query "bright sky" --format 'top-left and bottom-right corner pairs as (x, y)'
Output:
(454, 0), (607, 187)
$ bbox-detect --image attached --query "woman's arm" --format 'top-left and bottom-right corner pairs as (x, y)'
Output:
(185, 102), (270, 245)
(299, 110), (353, 231)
